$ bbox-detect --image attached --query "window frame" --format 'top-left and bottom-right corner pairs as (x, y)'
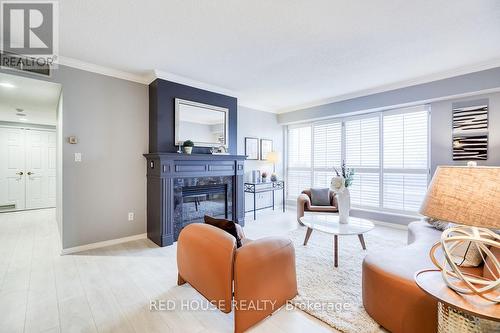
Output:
(286, 105), (431, 216)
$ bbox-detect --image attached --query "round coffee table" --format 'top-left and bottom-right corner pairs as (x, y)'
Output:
(299, 214), (374, 267)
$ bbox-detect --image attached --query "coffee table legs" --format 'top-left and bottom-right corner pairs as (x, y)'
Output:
(303, 227), (313, 245)
(358, 234), (367, 250)
(334, 235), (338, 267)
(302, 230), (367, 268)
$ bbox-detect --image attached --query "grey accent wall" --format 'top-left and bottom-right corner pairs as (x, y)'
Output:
(278, 67), (500, 124)
(430, 92), (500, 174)
(0, 66), (149, 249)
(237, 106), (285, 209)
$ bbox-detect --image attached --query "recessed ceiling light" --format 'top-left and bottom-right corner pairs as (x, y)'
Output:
(0, 82), (15, 88)
(16, 108), (24, 112)
(18, 118), (28, 121)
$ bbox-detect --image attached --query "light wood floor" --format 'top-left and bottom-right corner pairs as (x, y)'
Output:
(0, 208), (338, 333)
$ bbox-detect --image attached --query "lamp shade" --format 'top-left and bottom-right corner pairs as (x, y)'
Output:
(266, 151), (280, 163)
(419, 166), (500, 228)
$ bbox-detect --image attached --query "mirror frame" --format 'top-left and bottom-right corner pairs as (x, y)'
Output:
(174, 98), (229, 148)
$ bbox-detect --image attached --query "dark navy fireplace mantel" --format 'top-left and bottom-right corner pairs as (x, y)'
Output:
(144, 153), (246, 247)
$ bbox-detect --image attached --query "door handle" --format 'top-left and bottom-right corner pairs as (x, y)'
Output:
(16, 171), (23, 176)
(27, 172), (34, 176)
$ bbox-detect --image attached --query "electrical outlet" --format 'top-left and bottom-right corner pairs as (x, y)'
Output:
(74, 153), (82, 162)
(128, 212), (134, 221)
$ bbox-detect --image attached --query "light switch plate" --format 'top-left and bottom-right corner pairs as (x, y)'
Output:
(128, 212), (134, 221)
(74, 153), (82, 162)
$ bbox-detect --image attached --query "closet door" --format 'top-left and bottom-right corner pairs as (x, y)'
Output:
(25, 129), (56, 209)
(0, 127), (26, 211)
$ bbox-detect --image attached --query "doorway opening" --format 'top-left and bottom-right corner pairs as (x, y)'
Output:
(0, 73), (62, 215)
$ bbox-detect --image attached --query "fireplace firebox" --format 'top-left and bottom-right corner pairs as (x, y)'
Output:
(174, 176), (233, 241)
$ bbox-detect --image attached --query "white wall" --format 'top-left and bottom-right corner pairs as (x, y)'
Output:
(0, 66), (149, 249)
(237, 106), (285, 211)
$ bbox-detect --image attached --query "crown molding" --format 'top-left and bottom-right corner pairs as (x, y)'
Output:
(57, 56), (154, 84)
(56, 56), (500, 115)
(152, 69), (274, 112)
(276, 57), (500, 114)
(55, 57), (276, 112)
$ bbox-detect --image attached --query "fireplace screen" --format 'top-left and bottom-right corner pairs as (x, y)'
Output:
(173, 176), (233, 240)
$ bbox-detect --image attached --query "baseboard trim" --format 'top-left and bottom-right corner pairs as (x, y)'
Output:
(61, 233), (147, 255)
(371, 219), (409, 230)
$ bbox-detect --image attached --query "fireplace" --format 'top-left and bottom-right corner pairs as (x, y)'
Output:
(144, 153), (246, 247)
(173, 176), (233, 241)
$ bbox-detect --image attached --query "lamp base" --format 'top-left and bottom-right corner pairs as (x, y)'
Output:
(429, 225), (500, 303)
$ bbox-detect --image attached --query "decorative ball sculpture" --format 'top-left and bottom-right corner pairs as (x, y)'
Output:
(429, 225), (500, 303)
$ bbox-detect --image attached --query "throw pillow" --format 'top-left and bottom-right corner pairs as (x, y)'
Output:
(310, 188), (331, 206)
(424, 217), (449, 231)
(204, 215), (242, 248)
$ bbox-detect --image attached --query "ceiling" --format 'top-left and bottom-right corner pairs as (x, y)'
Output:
(58, 0), (500, 112)
(0, 73), (61, 125)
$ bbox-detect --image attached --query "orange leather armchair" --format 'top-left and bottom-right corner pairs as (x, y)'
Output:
(297, 189), (338, 225)
(177, 223), (297, 333)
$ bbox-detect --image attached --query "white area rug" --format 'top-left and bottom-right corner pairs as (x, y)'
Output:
(288, 224), (406, 333)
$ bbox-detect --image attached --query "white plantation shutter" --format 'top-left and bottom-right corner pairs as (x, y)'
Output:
(313, 122), (342, 169)
(286, 106), (429, 214)
(288, 126), (311, 168)
(345, 116), (380, 207)
(288, 170), (312, 198)
(345, 117), (379, 168)
(384, 111), (428, 169)
(349, 173), (380, 208)
(383, 109), (429, 213)
(312, 122), (341, 188)
(383, 173), (428, 212)
(287, 125), (312, 198)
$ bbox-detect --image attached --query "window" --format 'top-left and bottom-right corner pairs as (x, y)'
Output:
(287, 125), (312, 197)
(313, 121), (341, 187)
(286, 106), (429, 215)
(345, 116), (380, 207)
(382, 110), (429, 212)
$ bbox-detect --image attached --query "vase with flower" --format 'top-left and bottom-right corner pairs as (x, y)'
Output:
(330, 162), (355, 224)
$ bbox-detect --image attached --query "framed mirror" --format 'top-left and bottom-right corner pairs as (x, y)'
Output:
(175, 98), (229, 148)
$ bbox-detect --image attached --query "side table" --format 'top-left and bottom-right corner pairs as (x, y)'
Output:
(244, 180), (285, 220)
(415, 269), (499, 332)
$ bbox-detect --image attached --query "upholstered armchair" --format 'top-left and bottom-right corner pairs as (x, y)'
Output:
(177, 223), (297, 333)
(297, 189), (338, 225)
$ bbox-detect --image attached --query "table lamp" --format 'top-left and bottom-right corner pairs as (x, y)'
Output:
(266, 151), (280, 173)
(420, 166), (500, 302)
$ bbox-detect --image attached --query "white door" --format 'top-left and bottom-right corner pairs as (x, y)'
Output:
(0, 127), (26, 211)
(25, 129), (56, 209)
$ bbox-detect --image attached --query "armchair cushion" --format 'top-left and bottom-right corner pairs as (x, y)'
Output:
(204, 215), (242, 248)
(308, 205), (338, 212)
(310, 187), (331, 206)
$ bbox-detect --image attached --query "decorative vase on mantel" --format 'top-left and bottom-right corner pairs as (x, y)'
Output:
(336, 188), (351, 224)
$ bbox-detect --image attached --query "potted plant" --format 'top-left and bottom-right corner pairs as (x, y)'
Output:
(183, 140), (194, 154)
(261, 171), (268, 182)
